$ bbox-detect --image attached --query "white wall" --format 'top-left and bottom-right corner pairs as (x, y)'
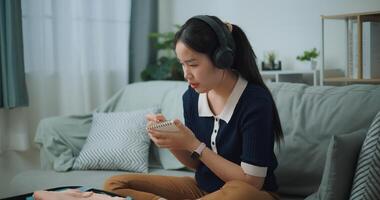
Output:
(0, 108), (30, 152)
(159, 0), (380, 71)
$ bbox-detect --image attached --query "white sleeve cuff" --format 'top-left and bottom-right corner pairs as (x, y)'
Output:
(241, 162), (268, 177)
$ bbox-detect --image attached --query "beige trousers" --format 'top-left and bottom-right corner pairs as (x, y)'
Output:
(103, 174), (279, 200)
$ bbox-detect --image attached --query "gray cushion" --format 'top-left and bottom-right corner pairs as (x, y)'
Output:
(305, 129), (366, 200)
(269, 83), (380, 196)
(350, 111), (380, 200)
(73, 107), (158, 172)
(99, 81), (188, 170)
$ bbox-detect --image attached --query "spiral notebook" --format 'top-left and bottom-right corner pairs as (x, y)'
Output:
(147, 120), (179, 133)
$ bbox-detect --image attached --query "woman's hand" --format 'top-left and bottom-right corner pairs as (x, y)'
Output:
(146, 113), (201, 170)
(146, 115), (201, 152)
(146, 113), (166, 125)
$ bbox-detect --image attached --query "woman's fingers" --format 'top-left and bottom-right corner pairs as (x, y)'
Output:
(149, 131), (171, 148)
(155, 114), (166, 122)
(148, 132), (158, 142)
(146, 113), (166, 123)
(146, 114), (166, 130)
(173, 119), (188, 132)
(149, 129), (170, 138)
(146, 113), (156, 121)
(147, 121), (155, 127)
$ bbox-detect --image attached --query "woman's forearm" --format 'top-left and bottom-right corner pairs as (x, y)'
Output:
(169, 149), (199, 170)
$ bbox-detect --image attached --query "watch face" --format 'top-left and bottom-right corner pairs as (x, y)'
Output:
(191, 151), (200, 160)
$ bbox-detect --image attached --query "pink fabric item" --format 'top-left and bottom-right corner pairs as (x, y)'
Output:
(33, 189), (125, 200)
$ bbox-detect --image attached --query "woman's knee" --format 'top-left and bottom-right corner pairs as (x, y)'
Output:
(223, 180), (256, 189)
(221, 180), (262, 195)
(103, 175), (122, 191)
(223, 180), (276, 200)
(103, 174), (140, 191)
(200, 180), (262, 200)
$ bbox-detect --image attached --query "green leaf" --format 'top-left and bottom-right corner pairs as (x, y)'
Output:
(296, 48), (319, 61)
(141, 26), (184, 81)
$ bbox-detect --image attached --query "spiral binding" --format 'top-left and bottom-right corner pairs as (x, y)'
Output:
(147, 121), (174, 130)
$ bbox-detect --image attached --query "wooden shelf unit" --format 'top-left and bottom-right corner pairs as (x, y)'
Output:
(260, 69), (320, 86)
(320, 11), (380, 85)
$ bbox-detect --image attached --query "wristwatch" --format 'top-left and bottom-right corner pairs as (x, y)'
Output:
(191, 143), (206, 160)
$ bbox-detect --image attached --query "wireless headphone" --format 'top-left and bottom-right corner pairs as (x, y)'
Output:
(191, 15), (236, 69)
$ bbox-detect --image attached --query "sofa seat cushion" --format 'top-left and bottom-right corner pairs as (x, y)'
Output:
(10, 168), (195, 196)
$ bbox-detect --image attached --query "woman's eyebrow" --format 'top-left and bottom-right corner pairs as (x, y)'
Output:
(183, 58), (197, 63)
(177, 58), (197, 64)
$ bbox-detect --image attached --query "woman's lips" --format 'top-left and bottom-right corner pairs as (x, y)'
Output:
(190, 83), (199, 88)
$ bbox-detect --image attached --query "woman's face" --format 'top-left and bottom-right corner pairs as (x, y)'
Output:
(175, 41), (224, 93)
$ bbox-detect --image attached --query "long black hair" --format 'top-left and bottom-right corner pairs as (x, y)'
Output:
(174, 15), (284, 145)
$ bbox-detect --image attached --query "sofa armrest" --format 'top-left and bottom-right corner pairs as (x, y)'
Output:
(34, 114), (92, 171)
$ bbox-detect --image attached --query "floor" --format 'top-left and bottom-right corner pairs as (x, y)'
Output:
(0, 148), (40, 198)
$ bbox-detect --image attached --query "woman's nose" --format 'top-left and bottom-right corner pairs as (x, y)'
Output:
(183, 66), (193, 80)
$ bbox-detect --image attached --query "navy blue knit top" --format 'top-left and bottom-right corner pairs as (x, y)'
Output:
(182, 76), (278, 193)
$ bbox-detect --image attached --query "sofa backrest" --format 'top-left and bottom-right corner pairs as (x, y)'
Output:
(96, 80), (187, 120)
(268, 82), (380, 196)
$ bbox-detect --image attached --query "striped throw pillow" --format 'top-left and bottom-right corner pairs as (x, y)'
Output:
(350, 111), (380, 200)
(73, 107), (158, 173)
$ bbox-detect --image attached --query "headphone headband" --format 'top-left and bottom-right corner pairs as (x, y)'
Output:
(191, 15), (235, 69)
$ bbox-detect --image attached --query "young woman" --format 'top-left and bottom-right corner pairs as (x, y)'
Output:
(104, 15), (283, 200)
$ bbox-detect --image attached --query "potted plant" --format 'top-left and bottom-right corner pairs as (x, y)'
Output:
(261, 50), (281, 71)
(296, 48), (319, 70)
(141, 26), (184, 81)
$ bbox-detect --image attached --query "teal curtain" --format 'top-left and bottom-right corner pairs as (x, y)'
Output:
(129, 0), (158, 83)
(0, 0), (28, 109)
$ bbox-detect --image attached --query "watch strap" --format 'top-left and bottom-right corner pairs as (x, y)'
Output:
(191, 143), (206, 160)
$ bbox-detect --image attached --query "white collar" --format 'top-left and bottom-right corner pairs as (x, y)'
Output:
(198, 75), (248, 123)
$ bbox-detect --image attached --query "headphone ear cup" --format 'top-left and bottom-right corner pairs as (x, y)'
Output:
(214, 47), (234, 69)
